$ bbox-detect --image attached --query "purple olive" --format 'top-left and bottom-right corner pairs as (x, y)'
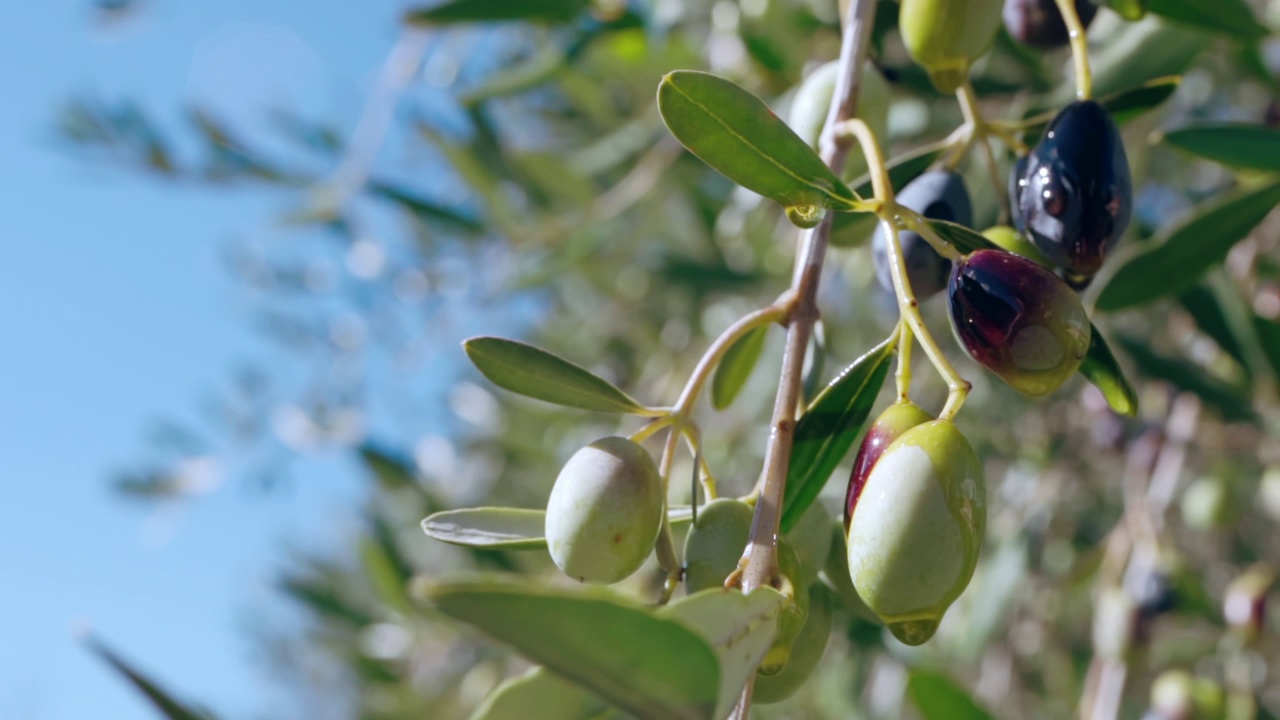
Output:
(1004, 0), (1098, 50)
(947, 249), (1091, 396)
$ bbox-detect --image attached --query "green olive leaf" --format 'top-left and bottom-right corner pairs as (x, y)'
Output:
(1115, 335), (1256, 422)
(1163, 123), (1280, 172)
(1085, 17), (1208, 102)
(657, 71), (858, 213)
(1146, 0), (1266, 39)
(359, 534), (414, 615)
(1105, 0), (1148, 20)
(908, 670), (994, 720)
(85, 636), (217, 720)
(1096, 181), (1280, 311)
(404, 0), (589, 25)
(425, 578), (719, 720)
(659, 587), (787, 720)
(926, 219), (1001, 255)
(1178, 285), (1251, 373)
(1079, 324), (1140, 417)
(463, 336), (648, 413)
(781, 335), (895, 533)
(466, 667), (609, 720)
(422, 508), (548, 550)
(1251, 314), (1280, 380)
(712, 326), (770, 410)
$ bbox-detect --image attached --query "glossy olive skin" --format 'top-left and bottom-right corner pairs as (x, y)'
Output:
(1003, 0), (1098, 49)
(900, 0), (1005, 92)
(1014, 100), (1131, 285)
(847, 420), (986, 645)
(1008, 154), (1029, 232)
(871, 171), (972, 299)
(948, 249), (1091, 397)
(844, 401), (933, 533)
(544, 437), (663, 584)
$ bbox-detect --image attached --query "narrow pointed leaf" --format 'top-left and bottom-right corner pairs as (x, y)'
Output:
(908, 671), (994, 720)
(1179, 285), (1250, 370)
(426, 579), (719, 720)
(1251, 314), (1280, 380)
(927, 219), (1001, 255)
(404, 0), (589, 25)
(423, 508), (547, 549)
(781, 336), (895, 533)
(1079, 324), (1140, 417)
(660, 587), (786, 720)
(1146, 0), (1266, 39)
(1097, 181), (1280, 311)
(1163, 124), (1280, 171)
(467, 667), (609, 720)
(657, 71), (857, 212)
(712, 326), (769, 410)
(86, 637), (216, 720)
(464, 336), (647, 413)
(1116, 335), (1255, 421)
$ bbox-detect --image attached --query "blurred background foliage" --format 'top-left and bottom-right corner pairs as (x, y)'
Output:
(64, 0), (1280, 717)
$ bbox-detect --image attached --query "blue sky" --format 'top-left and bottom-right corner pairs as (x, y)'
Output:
(0, 1), (420, 717)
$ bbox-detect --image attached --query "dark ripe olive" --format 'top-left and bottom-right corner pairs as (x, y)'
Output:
(947, 249), (1091, 397)
(844, 401), (933, 533)
(1003, 0), (1098, 49)
(1015, 100), (1131, 284)
(872, 171), (972, 299)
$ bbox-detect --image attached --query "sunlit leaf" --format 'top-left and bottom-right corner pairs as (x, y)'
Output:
(927, 219), (1000, 255)
(422, 508), (548, 550)
(86, 636), (217, 720)
(426, 579), (719, 720)
(1097, 181), (1280, 311)
(1086, 17), (1208, 101)
(712, 326), (769, 410)
(659, 587), (786, 720)
(908, 671), (994, 720)
(1105, 0), (1147, 20)
(1116, 335), (1255, 421)
(404, 0), (589, 25)
(1146, 0), (1266, 39)
(1179, 285), (1250, 371)
(467, 667), (609, 720)
(1079, 324), (1140, 417)
(781, 336), (895, 533)
(463, 336), (648, 414)
(657, 71), (858, 213)
(1163, 124), (1280, 171)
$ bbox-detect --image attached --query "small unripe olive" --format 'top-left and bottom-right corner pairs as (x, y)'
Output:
(754, 583), (835, 704)
(845, 401), (933, 533)
(948, 249), (1091, 397)
(900, 0), (1005, 93)
(545, 436), (663, 584)
(981, 225), (1052, 268)
(785, 500), (834, 585)
(683, 498), (754, 593)
(759, 540), (811, 675)
(847, 420), (986, 645)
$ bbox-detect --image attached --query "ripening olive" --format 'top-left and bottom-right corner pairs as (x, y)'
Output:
(981, 225), (1052, 268)
(683, 498), (754, 593)
(787, 59), (890, 186)
(900, 0), (1005, 92)
(754, 583), (835, 704)
(845, 401), (933, 533)
(1014, 100), (1131, 286)
(1003, 0), (1098, 49)
(871, 171), (972, 299)
(544, 436), (663, 584)
(948, 249), (1091, 397)
(760, 540), (811, 675)
(847, 420), (986, 645)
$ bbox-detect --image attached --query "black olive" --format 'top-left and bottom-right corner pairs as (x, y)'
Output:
(1003, 0), (1098, 50)
(872, 171), (973, 299)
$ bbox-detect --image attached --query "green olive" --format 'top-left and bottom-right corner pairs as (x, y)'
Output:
(981, 225), (1052, 268)
(754, 583), (835, 704)
(846, 420), (986, 645)
(759, 540), (810, 675)
(899, 0), (1004, 93)
(683, 498), (754, 593)
(544, 436), (664, 584)
(846, 401), (934, 533)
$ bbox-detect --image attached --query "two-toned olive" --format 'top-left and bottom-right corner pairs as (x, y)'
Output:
(845, 401), (933, 533)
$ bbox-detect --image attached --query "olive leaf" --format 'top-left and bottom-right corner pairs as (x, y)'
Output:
(781, 335), (895, 533)
(463, 336), (648, 413)
(404, 0), (589, 25)
(1086, 17), (1209, 101)
(85, 636), (217, 720)
(1251, 314), (1280, 380)
(659, 587), (787, 720)
(712, 326), (769, 410)
(423, 507), (548, 550)
(1179, 285), (1251, 372)
(1104, 0), (1147, 20)
(926, 219), (1001, 255)
(1116, 335), (1255, 422)
(1079, 324), (1140, 417)
(425, 578), (719, 720)
(908, 670), (994, 720)
(466, 667), (609, 720)
(1096, 181), (1280, 311)
(1146, 0), (1266, 39)
(657, 71), (859, 213)
(1163, 123), (1280, 172)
